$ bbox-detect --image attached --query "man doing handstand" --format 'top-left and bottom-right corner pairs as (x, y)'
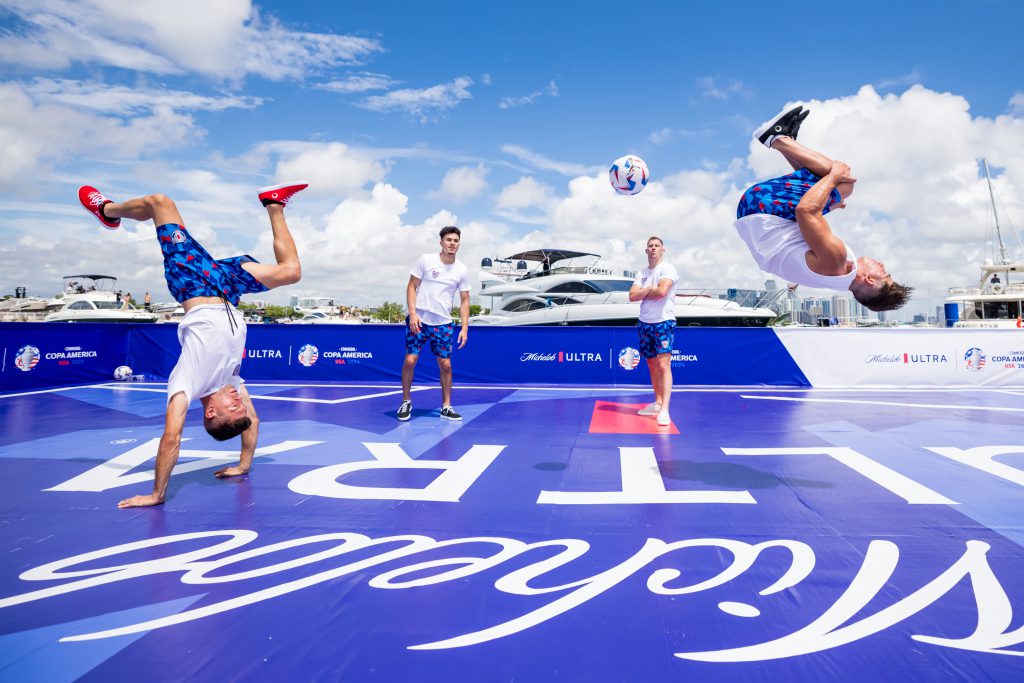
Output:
(78, 181), (307, 508)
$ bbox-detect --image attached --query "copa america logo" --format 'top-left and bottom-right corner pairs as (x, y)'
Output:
(15, 345), (40, 372)
(297, 344), (319, 367)
(964, 347), (986, 371)
(170, 230), (186, 244)
(618, 347), (641, 370)
(430, 269), (439, 278)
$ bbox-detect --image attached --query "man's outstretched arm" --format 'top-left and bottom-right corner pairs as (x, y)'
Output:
(216, 385), (259, 478)
(118, 393), (189, 508)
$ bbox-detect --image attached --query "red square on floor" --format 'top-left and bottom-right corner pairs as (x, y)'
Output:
(589, 401), (679, 434)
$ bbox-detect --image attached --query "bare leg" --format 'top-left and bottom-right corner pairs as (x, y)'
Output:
(401, 354), (418, 401)
(104, 194), (184, 226)
(655, 354), (673, 411)
(438, 357), (453, 407)
(646, 357), (663, 406)
(241, 204), (301, 289)
(771, 137), (833, 177)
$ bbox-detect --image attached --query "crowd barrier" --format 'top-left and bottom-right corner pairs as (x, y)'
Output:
(2, 322), (1023, 392)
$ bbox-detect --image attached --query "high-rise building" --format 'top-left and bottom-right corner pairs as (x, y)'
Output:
(831, 295), (851, 322)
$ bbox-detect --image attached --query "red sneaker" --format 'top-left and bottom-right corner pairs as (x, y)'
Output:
(258, 182), (308, 207)
(78, 185), (120, 229)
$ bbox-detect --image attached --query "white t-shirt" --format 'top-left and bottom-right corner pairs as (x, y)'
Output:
(166, 304), (247, 405)
(411, 253), (471, 326)
(633, 261), (679, 323)
(733, 214), (858, 290)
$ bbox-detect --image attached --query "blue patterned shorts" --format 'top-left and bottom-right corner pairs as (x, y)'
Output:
(638, 320), (676, 359)
(405, 318), (455, 358)
(157, 223), (268, 305)
(736, 168), (841, 221)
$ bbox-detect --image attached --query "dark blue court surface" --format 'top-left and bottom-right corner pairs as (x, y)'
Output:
(2, 382), (1023, 682)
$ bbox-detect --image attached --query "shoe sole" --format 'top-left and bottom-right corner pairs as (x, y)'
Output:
(397, 414), (411, 421)
(637, 409), (661, 416)
(440, 415), (462, 422)
(257, 181), (310, 194)
(754, 105), (802, 145)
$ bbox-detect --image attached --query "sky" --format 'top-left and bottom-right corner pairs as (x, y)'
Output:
(1, 0), (1023, 319)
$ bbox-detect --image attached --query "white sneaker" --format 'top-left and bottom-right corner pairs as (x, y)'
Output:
(637, 402), (661, 416)
(656, 412), (671, 427)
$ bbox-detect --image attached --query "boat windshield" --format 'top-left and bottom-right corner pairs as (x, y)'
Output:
(94, 301), (123, 310)
(547, 280), (632, 294)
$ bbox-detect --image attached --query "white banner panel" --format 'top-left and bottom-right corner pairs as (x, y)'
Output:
(774, 328), (1024, 387)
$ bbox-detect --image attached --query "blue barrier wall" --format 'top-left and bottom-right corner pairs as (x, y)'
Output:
(0, 322), (810, 391)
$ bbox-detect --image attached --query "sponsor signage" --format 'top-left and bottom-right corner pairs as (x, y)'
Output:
(323, 346), (374, 365)
(520, 351), (604, 363)
(297, 344), (319, 367)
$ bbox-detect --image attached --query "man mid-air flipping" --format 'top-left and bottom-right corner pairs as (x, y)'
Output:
(735, 105), (912, 311)
(78, 181), (306, 508)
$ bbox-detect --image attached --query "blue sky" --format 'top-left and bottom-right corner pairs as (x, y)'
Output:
(2, 0), (1023, 318)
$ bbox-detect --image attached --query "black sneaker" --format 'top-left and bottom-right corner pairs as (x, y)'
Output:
(789, 108), (810, 140)
(439, 406), (462, 422)
(755, 105), (803, 148)
(396, 400), (412, 421)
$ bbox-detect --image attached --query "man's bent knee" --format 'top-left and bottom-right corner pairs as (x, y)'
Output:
(144, 194), (175, 212)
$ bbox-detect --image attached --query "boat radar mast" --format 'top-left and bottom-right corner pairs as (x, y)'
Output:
(983, 158), (1009, 265)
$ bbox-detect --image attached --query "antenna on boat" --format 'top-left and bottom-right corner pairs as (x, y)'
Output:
(983, 158), (1009, 264)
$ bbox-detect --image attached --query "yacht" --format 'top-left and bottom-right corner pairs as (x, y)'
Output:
(0, 295), (63, 322)
(471, 249), (778, 327)
(945, 161), (1023, 329)
(289, 311), (362, 324)
(44, 275), (157, 323)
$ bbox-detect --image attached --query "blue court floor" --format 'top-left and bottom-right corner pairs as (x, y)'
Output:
(1, 381), (1023, 682)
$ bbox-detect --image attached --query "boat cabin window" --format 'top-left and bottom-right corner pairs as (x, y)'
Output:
(502, 298), (546, 312)
(94, 301), (122, 310)
(982, 301), (1020, 318)
(587, 280), (633, 293)
(68, 301), (94, 310)
(547, 282), (599, 294)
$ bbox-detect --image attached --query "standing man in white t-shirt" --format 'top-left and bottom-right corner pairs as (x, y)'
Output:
(628, 236), (679, 427)
(77, 181), (307, 508)
(396, 226), (471, 422)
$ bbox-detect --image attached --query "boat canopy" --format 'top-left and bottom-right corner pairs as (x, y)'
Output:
(62, 274), (117, 281)
(505, 249), (598, 263)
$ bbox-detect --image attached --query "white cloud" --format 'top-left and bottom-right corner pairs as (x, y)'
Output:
(493, 177), (557, 224)
(1010, 92), (1024, 116)
(316, 73), (398, 94)
(25, 78), (264, 113)
(499, 80), (559, 109)
(500, 144), (597, 177)
(697, 76), (752, 101)
(357, 77), (473, 119)
(0, 81), (200, 185)
(873, 68), (926, 90)
(0, 0), (382, 80)
(258, 141), (389, 196)
(428, 165), (489, 204)
(481, 74), (492, 86)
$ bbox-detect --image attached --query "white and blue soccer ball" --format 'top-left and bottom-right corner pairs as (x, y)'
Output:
(113, 365), (133, 381)
(609, 155), (649, 195)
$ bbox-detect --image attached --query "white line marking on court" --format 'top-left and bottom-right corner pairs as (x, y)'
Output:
(5, 383), (1024, 402)
(0, 384), (111, 399)
(739, 395), (1024, 413)
(252, 388), (428, 405)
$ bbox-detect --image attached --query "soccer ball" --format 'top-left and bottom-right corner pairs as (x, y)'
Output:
(113, 365), (133, 381)
(609, 155), (649, 195)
